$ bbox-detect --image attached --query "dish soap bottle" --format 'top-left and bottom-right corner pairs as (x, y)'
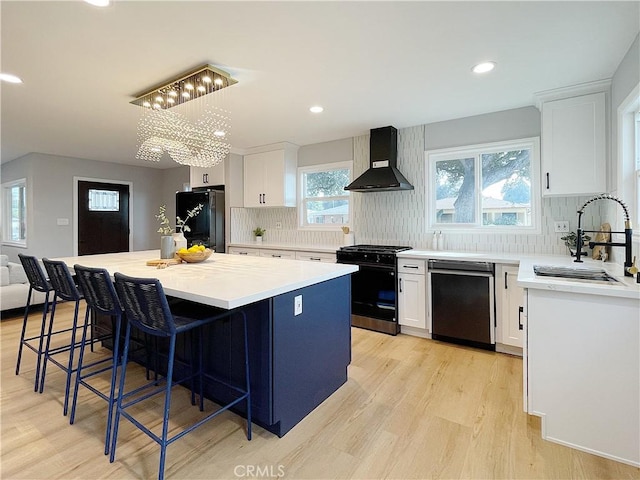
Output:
(437, 231), (444, 251)
(432, 232), (438, 250)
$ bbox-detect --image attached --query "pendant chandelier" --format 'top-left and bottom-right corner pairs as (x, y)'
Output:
(131, 64), (237, 168)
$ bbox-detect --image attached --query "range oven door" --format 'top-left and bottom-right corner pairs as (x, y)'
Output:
(338, 259), (399, 335)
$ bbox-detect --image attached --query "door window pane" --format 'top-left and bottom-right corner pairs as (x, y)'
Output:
(88, 189), (119, 211)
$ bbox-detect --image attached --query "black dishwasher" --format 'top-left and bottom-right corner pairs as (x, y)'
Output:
(428, 259), (495, 351)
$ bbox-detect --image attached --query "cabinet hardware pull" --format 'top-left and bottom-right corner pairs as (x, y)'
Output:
(239, 252), (248, 255)
(272, 255), (281, 258)
(546, 172), (550, 190)
(505, 271), (508, 289)
(399, 278), (402, 293)
(404, 265), (419, 269)
(310, 257), (321, 261)
(518, 306), (524, 330)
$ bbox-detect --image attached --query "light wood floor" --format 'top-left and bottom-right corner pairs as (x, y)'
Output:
(1, 303), (638, 480)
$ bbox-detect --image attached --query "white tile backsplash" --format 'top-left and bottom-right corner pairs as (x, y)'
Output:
(231, 125), (610, 256)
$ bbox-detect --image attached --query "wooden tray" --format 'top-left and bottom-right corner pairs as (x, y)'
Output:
(146, 258), (182, 267)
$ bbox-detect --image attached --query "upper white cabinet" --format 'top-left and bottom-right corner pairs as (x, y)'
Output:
(538, 85), (608, 196)
(496, 264), (523, 351)
(190, 161), (225, 188)
(243, 144), (297, 207)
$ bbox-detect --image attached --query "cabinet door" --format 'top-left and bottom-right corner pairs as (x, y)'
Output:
(398, 273), (426, 329)
(294, 251), (337, 263)
(497, 265), (524, 348)
(261, 150), (286, 206)
(259, 249), (295, 260)
(227, 247), (260, 256)
(190, 163), (225, 188)
(243, 153), (265, 207)
(541, 92), (606, 196)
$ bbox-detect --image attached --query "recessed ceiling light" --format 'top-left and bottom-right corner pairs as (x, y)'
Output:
(472, 62), (496, 74)
(0, 73), (23, 84)
(84, 0), (110, 6)
(309, 106), (324, 113)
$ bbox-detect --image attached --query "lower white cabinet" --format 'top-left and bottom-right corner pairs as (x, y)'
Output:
(259, 249), (295, 260)
(496, 264), (524, 350)
(227, 247), (260, 256)
(294, 251), (336, 263)
(398, 259), (426, 330)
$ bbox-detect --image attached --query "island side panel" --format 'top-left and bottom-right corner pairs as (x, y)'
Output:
(527, 288), (640, 466)
(272, 275), (352, 437)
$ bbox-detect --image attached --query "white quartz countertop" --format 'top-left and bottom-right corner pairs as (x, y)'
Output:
(398, 249), (640, 300)
(228, 242), (341, 254)
(56, 250), (358, 309)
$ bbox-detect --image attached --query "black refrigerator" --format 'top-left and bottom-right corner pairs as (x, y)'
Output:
(176, 189), (225, 253)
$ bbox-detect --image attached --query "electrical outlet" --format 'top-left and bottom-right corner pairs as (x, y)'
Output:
(294, 295), (302, 316)
(554, 220), (570, 233)
(275, 222), (282, 230)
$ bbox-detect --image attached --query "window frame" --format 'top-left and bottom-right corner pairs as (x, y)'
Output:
(425, 137), (541, 233)
(297, 161), (352, 231)
(2, 177), (28, 247)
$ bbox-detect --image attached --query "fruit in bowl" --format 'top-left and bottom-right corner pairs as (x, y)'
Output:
(176, 245), (212, 263)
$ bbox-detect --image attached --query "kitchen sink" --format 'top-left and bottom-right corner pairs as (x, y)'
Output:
(533, 265), (620, 283)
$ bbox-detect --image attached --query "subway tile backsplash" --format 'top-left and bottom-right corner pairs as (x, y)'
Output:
(231, 126), (607, 256)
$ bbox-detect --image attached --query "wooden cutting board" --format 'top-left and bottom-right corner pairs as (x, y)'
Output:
(146, 258), (183, 267)
(592, 222), (611, 260)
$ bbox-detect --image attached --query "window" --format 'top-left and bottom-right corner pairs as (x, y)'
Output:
(426, 137), (540, 231)
(2, 178), (27, 246)
(635, 111), (640, 228)
(298, 162), (351, 229)
(88, 189), (120, 211)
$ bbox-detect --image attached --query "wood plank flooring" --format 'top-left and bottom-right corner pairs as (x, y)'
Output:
(1, 304), (638, 479)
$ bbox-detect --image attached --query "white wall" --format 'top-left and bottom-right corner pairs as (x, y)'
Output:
(1, 153), (186, 261)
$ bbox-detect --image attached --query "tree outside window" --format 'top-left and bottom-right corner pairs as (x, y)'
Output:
(298, 162), (351, 229)
(427, 138), (539, 231)
(2, 179), (27, 245)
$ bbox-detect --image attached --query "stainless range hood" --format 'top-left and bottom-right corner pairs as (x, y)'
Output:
(344, 126), (414, 192)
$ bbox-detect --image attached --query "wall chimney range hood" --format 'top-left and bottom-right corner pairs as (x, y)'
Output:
(344, 126), (414, 192)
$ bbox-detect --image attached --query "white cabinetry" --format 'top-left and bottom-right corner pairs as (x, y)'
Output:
(295, 251), (336, 263)
(227, 247), (260, 256)
(398, 259), (426, 330)
(539, 89), (607, 196)
(190, 162), (225, 188)
(243, 145), (297, 207)
(496, 264), (524, 353)
(259, 249), (295, 260)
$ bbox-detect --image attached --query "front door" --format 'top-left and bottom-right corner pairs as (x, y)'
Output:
(78, 180), (130, 255)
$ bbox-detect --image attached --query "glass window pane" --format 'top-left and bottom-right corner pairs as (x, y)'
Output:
(10, 185), (26, 242)
(434, 158), (475, 224)
(303, 169), (350, 197)
(88, 189), (119, 211)
(481, 149), (531, 226)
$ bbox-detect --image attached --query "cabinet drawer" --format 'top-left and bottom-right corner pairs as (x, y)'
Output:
(259, 249), (295, 260)
(227, 247), (260, 257)
(295, 251), (336, 263)
(398, 259), (426, 275)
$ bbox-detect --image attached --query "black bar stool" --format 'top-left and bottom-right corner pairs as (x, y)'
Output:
(16, 254), (54, 392)
(41, 258), (86, 415)
(112, 272), (251, 480)
(70, 264), (124, 455)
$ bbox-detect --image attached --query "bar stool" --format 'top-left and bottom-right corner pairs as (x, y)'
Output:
(16, 254), (54, 392)
(40, 258), (86, 415)
(69, 264), (124, 455)
(112, 272), (251, 480)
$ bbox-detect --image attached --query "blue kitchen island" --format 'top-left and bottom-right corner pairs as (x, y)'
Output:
(56, 250), (357, 437)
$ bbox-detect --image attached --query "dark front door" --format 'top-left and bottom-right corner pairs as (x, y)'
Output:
(78, 181), (130, 255)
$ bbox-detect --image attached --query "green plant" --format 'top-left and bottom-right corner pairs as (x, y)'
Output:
(253, 227), (266, 237)
(155, 205), (174, 236)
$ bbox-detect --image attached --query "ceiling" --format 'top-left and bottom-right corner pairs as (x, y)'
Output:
(1, 1), (638, 169)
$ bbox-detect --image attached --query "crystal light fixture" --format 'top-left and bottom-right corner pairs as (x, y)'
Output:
(131, 65), (237, 167)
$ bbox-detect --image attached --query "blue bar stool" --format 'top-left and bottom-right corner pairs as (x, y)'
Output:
(40, 258), (86, 415)
(69, 264), (124, 455)
(112, 273), (251, 480)
(16, 254), (54, 392)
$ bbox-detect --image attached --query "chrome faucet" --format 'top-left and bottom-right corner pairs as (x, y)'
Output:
(574, 194), (634, 276)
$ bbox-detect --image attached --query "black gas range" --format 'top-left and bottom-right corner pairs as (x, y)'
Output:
(337, 244), (412, 335)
